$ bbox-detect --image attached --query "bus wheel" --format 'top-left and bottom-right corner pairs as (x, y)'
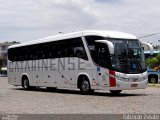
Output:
(148, 76), (158, 83)
(110, 90), (122, 95)
(80, 78), (91, 94)
(22, 78), (30, 90)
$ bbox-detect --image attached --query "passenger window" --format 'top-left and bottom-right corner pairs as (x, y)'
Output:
(55, 40), (68, 58)
(69, 38), (88, 60)
(8, 37), (88, 61)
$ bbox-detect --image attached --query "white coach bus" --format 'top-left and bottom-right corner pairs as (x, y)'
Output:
(8, 30), (153, 94)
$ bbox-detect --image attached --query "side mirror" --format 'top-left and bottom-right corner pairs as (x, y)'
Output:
(95, 40), (114, 54)
(141, 42), (153, 55)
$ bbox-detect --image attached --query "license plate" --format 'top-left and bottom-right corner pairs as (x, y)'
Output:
(131, 84), (138, 87)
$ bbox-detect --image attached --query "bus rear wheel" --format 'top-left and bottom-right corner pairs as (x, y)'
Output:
(22, 78), (30, 90)
(110, 90), (122, 95)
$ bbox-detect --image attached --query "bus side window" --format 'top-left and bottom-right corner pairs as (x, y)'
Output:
(8, 48), (16, 61)
(85, 36), (112, 68)
(75, 49), (83, 57)
(47, 43), (54, 58)
(19, 47), (24, 61)
(55, 40), (68, 58)
(69, 38), (88, 60)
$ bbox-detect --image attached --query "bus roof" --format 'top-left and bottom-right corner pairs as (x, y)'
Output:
(144, 50), (160, 54)
(9, 30), (137, 49)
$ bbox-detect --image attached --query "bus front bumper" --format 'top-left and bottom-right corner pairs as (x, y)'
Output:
(110, 79), (148, 90)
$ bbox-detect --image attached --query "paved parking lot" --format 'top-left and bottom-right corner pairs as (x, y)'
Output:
(0, 77), (160, 114)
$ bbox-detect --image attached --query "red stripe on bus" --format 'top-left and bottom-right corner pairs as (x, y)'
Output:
(109, 70), (116, 87)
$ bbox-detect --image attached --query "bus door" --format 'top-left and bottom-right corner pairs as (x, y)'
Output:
(95, 43), (110, 88)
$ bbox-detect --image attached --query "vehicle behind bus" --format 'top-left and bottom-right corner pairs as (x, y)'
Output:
(144, 50), (160, 83)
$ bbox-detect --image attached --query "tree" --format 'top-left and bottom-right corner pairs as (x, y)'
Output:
(146, 54), (160, 69)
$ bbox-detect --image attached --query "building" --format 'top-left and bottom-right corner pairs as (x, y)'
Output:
(0, 42), (20, 76)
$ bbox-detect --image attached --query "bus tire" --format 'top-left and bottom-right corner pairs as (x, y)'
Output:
(110, 90), (122, 95)
(79, 77), (91, 94)
(148, 75), (158, 83)
(22, 77), (30, 90)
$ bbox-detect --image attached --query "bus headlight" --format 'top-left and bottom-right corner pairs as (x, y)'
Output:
(116, 75), (129, 82)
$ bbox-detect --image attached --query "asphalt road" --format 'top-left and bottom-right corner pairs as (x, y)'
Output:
(0, 77), (160, 114)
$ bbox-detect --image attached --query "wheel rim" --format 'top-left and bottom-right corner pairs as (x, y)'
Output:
(23, 79), (28, 89)
(150, 78), (156, 83)
(81, 81), (89, 92)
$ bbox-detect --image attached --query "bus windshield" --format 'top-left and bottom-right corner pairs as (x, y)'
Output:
(110, 39), (146, 73)
(85, 36), (146, 74)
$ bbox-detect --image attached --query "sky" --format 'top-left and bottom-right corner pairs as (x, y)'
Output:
(0, 0), (160, 45)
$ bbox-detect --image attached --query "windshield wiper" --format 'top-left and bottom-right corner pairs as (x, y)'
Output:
(135, 59), (143, 72)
